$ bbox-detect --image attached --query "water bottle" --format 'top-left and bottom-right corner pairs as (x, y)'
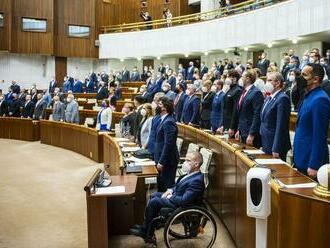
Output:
(224, 129), (229, 142)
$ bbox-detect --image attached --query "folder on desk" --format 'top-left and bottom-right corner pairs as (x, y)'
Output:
(126, 165), (143, 173)
(124, 156), (150, 162)
(115, 138), (130, 142)
(134, 161), (156, 166)
(243, 149), (265, 155)
(121, 147), (141, 153)
(255, 159), (287, 165)
(94, 186), (126, 195)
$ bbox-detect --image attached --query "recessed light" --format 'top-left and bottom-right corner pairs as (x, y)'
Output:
(267, 43), (273, 48)
(244, 47), (249, 51)
(120, 59), (124, 62)
(185, 54), (189, 58)
(204, 51), (209, 56)
(292, 39), (298, 44)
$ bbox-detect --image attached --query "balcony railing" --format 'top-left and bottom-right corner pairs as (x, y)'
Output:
(100, 0), (287, 34)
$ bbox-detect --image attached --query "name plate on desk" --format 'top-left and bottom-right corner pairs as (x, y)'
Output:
(121, 147), (141, 153)
(255, 159), (287, 165)
(94, 186), (126, 195)
(243, 149), (265, 155)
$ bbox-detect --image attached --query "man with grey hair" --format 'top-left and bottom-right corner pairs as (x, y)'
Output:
(129, 151), (205, 245)
(260, 72), (291, 160)
(161, 81), (176, 101)
(65, 94), (79, 124)
(52, 95), (65, 122)
(181, 84), (200, 126)
(33, 93), (47, 120)
(21, 95), (35, 119)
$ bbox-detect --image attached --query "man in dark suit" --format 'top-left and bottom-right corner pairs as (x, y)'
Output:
(235, 70), (264, 148)
(181, 84), (200, 126)
(260, 72), (291, 161)
(0, 94), (8, 116)
(72, 78), (83, 93)
(200, 61), (208, 79)
(219, 69), (243, 136)
(147, 73), (163, 103)
(122, 66), (130, 82)
(21, 95), (35, 119)
(84, 77), (95, 93)
(133, 95), (146, 139)
(17, 89), (27, 107)
(130, 67), (141, 82)
(48, 77), (57, 94)
(33, 94), (47, 120)
(129, 151), (205, 245)
(177, 64), (186, 80)
(211, 80), (225, 133)
(256, 52), (270, 76)
(321, 79), (330, 96)
(167, 69), (176, 91)
(154, 97), (179, 192)
(294, 63), (330, 178)
(96, 81), (109, 100)
(186, 61), (195, 81)
(174, 83), (187, 122)
(8, 93), (21, 117)
(10, 81), (20, 94)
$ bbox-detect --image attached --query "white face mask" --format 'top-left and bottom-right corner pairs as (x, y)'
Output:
(202, 87), (208, 93)
(264, 82), (274, 94)
(238, 79), (244, 87)
(182, 161), (192, 174)
(288, 75), (295, 82)
(224, 78), (232, 85)
(309, 58), (315, 64)
(141, 109), (147, 117)
(185, 89), (191, 96)
(162, 86), (169, 92)
(67, 98), (72, 103)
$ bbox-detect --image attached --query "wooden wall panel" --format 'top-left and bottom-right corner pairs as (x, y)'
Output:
(179, 0), (200, 16)
(55, 0), (97, 58)
(11, 0), (54, 55)
(0, 0), (12, 51)
(55, 56), (67, 87)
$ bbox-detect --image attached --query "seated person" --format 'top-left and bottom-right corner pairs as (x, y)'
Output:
(129, 151), (205, 245)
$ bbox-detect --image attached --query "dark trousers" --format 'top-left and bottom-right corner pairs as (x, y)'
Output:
(200, 119), (211, 129)
(143, 192), (175, 237)
(157, 167), (176, 192)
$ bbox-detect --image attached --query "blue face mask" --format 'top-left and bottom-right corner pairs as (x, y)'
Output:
(102, 103), (107, 108)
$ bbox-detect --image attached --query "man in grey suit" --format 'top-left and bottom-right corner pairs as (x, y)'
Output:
(65, 94), (79, 124)
(162, 81), (176, 101)
(33, 93), (47, 120)
(52, 96), (65, 121)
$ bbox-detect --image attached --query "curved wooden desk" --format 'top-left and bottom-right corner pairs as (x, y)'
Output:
(177, 123), (330, 248)
(0, 117), (40, 141)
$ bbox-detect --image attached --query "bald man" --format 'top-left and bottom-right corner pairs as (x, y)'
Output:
(130, 151), (205, 245)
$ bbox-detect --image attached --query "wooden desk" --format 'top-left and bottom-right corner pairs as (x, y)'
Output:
(40, 120), (103, 162)
(0, 117), (40, 141)
(84, 170), (138, 248)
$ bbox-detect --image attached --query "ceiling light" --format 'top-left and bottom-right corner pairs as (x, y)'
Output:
(224, 49), (229, 54)
(157, 56), (161, 60)
(137, 57), (142, 61)
(185, 54), (189, 58)
(120, 58), (124, 62)
(292, 39), (298, 44)
(244, 47), (249, 51)
(267, 43), (273, 48)
(204, 51), (209, 56)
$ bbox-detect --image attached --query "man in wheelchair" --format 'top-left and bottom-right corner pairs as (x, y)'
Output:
(129, 151), (205, 246)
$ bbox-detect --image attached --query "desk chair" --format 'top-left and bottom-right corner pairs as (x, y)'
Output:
(176, 137), (184, 154)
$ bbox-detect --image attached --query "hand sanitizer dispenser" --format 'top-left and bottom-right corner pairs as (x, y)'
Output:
(246, 167), (271, 248)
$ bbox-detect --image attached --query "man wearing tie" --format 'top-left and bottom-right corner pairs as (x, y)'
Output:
(186, 61), (195, 81)
(33, 94), (47, 120)
(177, 64), (186, 80)
(167, 69), (176, 91)
(0, 94), (8, 116)
(211, 80), (225, 133)
(122, 66), (130, 82)
(293, 63), (330, 178)
(260, 72), (291, 161)
(181, 84), (200, 126)
(65, 94), (80, 124)
(72, 78), (83, 93)
(21, 95), (35, 119)
(130, 67), (141, 82)
(235, 70), (264, 147)
(200, 61), (208, 79)
(52, 95), (65, 121)
(85, 77), (95, 93)
(154, 97), (179, 192)
(96, 81), (109, 100)
(174, 83), (187, 122)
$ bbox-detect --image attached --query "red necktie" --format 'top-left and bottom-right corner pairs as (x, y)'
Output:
(238, 89), (246, 110)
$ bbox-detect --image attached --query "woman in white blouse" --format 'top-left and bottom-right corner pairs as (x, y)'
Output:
(136, 103), (154, 149)
(96, 100), (112, 131)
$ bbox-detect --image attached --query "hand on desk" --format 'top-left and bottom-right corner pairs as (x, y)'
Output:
(157, 163), (163, 172)
(272, 152), (279, 158)
(307, 168), (317, 179)
(228, 128), (235, 137)
(246, 135), (254, 146)
(234, 131), (240, 141)
(216, 126), (224, 134)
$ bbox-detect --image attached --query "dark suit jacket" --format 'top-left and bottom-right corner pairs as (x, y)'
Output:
(321, 80), (330, 96)
(293, 87), (330, 173)
(72, 81), (83, 93)
(120, 112), (136, 136)
(122, 70), (130, 82)
(48, 80), (57, 93)
(22, 101), (35, 118)
(169, 172), (205, 207)
(260, 91), (291, 156)
(130, 72), (141, 82)
(257, 59), (270, 76)
(201, 91), (215, 121)
(210, 91), (225, 131)
(181, 95), (200, 125)
(221, 84), (243, 130)
(96, 87), (109, 100)
(186, 66), (195, 81)
(18, 93), (26, 107)
(33, 100), (47, 120)
(174, 92), (187, 122)
(168, 76), (177, 91)
(0, 100), (8, 116)
(85, 80), (95, 93)
(154, 115), (179, 187)
(178, 68), (186, 79)
(200, 66), (208, 78)
(9, 99), (21, 117)
(236, 85), (264, 138)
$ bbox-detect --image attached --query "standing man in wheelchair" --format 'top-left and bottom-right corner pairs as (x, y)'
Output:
(129, 151), (205, 246)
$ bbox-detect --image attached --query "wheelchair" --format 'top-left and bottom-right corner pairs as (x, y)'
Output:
(148, 199), (217, 247)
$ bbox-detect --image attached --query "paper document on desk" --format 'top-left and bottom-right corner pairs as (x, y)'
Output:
(94, 186), (125, 195)
(115, 138), (130, 142)
(135, 161), (156, 166)
(243, 149), (265, 155)
(276, 180), (317, 189)
(121, 147), (140, 152)
(125, 156), (150, 162)
(255, 159), (287, 165)
(119, 142), (137, 147)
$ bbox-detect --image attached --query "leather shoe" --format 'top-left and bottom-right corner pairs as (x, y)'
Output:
(129, 227), (146, 239)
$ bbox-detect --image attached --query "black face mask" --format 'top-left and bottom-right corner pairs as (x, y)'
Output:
(155, 106), (161, 115)
(174, 88), (180, 94)
(297, 76), (308, 89)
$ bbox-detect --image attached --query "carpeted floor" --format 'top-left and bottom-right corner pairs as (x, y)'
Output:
(0, 139), (235, 248)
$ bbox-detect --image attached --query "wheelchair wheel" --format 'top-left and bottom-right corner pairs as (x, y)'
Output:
(164, 206), (217, 248)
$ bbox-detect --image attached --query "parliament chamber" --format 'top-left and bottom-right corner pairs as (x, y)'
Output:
(1, 0), (330, 247)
